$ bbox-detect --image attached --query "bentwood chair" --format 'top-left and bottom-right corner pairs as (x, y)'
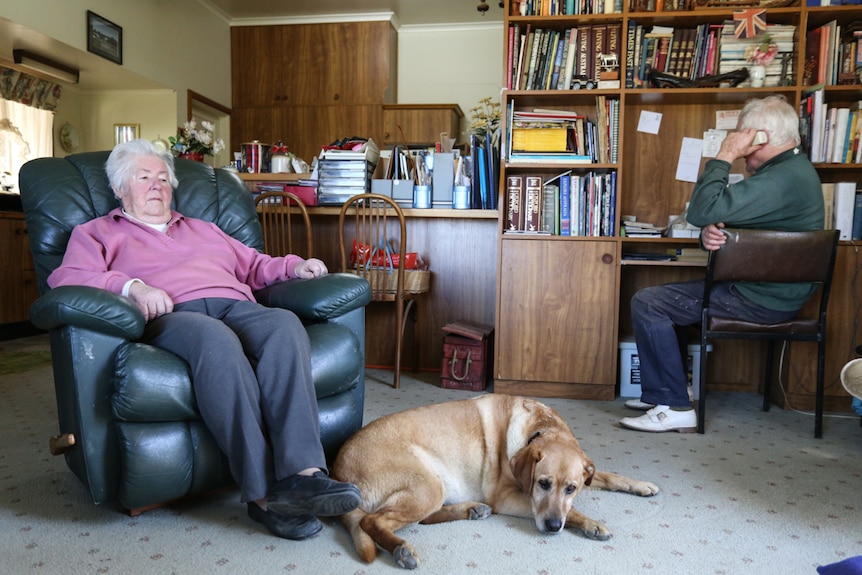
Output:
(697, 228), (840, 438)
(254, 191), (313, 259)
(338, 193), (427, 389)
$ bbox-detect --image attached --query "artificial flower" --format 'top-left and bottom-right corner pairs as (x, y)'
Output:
(169, 118), (225, 157)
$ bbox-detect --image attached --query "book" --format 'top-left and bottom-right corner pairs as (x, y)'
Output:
(821, 182), (835, 230)
(625, 20), (637, 88)
(524, 176), (543, 233)
(852, 193), (862, 240)
(511, 127), (570, 152)
(832, 107), (850, 163)
(559, 175), (571, 236)
(505, 175), (524, 232)
(540, 183), (558, 233)
(834, 181), (857, 240)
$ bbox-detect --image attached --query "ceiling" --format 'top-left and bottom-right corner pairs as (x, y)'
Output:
(204, 0), (506, 27)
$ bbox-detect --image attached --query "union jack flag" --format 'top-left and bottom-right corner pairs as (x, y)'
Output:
(733, 9), (767, 39)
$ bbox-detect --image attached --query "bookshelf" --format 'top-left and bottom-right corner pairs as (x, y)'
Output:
(495, 1), (862, 411)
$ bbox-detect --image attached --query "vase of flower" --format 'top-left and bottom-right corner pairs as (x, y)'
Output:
(745, 34), (778, 89)
(179, 151), (205, 162)
(748, 64), (766, 88)
(169, 118), (225, 162)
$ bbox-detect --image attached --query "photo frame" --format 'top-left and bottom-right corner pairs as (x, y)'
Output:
(114, 124), (139, 146)
(87, 11), (123, 65)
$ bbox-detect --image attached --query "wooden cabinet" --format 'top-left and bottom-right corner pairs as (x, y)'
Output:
(495, 238), (618, 400)
(231, 21), (396, 163)
(0, 212), (39, 325)
(232, 22), (396, 108)
(382, 104), (464, 146)
(495, 2), (862, 408)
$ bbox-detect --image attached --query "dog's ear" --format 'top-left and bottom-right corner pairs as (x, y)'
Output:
(510, 444), (540, 494)
(583, 459), (596, 487)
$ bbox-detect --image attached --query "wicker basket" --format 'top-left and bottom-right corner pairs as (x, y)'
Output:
(348, 268), (430, 294)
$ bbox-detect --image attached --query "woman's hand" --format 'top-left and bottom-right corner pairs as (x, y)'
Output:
(128, 282), (174, 321)
(293, 258), (328, 279)
(701, 223), (727, 251)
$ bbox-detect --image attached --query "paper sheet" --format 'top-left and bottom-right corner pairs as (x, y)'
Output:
(637, 111), (662, 134)
(676, 137), (704, 183)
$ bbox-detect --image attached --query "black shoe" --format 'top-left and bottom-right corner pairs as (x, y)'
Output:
(247, 502), (322, 541)
(267, 471), (361, 517)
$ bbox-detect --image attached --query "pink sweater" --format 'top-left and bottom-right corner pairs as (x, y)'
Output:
(47, 208), (305, 304)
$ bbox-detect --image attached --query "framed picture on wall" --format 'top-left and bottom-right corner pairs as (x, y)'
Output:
(114, 124), (139, 146)
(87, 11), (123, 65)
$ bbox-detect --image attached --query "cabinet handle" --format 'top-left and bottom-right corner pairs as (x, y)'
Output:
(332, 93), (340, 101)
(602, 253), (613, 264)
(16, 228), (28, 236)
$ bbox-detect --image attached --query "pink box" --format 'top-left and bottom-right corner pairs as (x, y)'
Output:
(284, 184), (318, 206)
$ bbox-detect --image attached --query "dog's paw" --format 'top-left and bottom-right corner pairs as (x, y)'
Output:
(469, 504), (492, 521)
(633, 481), (660, 497)
(393, 544), (418, 570)
(579, 521), (612, 541)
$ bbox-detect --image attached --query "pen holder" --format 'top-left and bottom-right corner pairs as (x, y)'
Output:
(413, 185), (431, 209)
(453, 185), (470, 209)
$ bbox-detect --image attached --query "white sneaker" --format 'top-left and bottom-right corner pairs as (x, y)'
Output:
(620, 405), (697, 433)
(624, 399), (655, 411)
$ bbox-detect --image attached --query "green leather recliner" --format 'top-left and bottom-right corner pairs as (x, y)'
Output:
(19, 152), (371, 513)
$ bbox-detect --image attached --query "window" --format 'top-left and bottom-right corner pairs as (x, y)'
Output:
(0, 98), (53, 194)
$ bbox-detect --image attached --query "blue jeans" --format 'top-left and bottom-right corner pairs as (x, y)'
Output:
(630, 280), (797, 407)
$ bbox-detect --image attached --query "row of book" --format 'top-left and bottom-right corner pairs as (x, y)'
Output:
(800, 90), (862, 164)
(507, 23), (623, 91)
(504, 171), (617, 237)
(514, 0), (623, 15)
(505, 97), (619, 165)
(629, 0), (696, 11)
(804, 19), (862, 87)
(822, 182), (862, 241)
(625, 22), (795, 88)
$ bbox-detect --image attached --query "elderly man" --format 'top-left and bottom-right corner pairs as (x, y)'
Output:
(621, 95), (824, 433)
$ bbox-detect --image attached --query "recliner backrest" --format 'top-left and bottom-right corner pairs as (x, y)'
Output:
(19, 152), (263, 295)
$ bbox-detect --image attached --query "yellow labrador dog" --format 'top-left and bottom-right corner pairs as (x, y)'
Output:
(332, 395), (659, 569)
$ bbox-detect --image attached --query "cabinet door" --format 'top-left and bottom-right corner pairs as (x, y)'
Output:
(0, 213), (39, 324)
(231, 26), (284, 108)
(496, 239), (618, 390)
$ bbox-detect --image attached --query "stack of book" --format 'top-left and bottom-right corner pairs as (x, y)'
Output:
(621, 220), (663, 238)
(718, 23), (795, 88)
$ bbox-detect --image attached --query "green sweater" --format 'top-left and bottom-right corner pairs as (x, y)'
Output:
(686, 147), (824, 311)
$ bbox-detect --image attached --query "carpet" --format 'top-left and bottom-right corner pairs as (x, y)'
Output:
(0, 350), (52, 376)
(1, 338), (861, 574)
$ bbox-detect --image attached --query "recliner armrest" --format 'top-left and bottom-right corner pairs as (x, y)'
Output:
(255, 273), (371, 321)
(29, 285), (146, 340)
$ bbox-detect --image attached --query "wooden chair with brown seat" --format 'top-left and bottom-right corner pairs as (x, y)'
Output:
(696, 228), (840, 438)
(254, 191), (313, 258)
(338, 193), (428, 389)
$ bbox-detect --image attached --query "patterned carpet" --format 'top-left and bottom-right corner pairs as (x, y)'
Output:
(1, 335), (861, 574)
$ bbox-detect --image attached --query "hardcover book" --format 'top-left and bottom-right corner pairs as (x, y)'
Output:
(505, 175), (524, 232)
(524, 176), (543, 233)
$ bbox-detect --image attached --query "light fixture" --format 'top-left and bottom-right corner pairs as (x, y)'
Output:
(12, 49), (79, 84)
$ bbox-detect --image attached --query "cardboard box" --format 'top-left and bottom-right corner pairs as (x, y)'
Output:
(618, 338), (711, 399)
(371, 179), (413, 208)
(283, 184), (318, 206)
(432, 152), (454, 207)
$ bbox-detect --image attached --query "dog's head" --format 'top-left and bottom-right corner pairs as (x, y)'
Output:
(509, 433), (595, 534)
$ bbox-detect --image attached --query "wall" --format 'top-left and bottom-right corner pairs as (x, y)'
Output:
(4, 0), (231, 153)
(397, 23), (503, 140)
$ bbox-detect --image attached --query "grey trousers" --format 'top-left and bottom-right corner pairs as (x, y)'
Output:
(142, 298), (326, 502)
(631, 280), (797, 408)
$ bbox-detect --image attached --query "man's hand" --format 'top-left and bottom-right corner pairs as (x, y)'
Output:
(128, 282), (174, 321)
(701, 223), (727, 251)
(715, 128), (763, 164)
(293, 258), (328, 279)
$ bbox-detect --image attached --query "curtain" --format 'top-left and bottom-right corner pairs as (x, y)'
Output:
(0, 98), (54, 194)
(0, 66), (63, 111)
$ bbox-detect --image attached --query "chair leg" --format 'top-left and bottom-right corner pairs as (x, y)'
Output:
(815, 339), (826, 438)
(697, 337), (708, 434)
(393, 298), (405, 389)
(762, 341), (775, 412)
(402, 299), (418, 372)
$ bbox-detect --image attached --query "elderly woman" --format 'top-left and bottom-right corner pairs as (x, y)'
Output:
(47, 139), (360, 541)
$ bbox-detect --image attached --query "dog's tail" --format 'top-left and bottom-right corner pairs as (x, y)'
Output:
(340, 508), (377, 563)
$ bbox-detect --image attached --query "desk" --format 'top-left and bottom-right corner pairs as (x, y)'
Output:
(240, 174), (499, 372)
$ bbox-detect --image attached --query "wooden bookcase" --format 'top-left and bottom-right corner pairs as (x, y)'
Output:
(0, 211), (39, 325)
(495, 1), (862, 411)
